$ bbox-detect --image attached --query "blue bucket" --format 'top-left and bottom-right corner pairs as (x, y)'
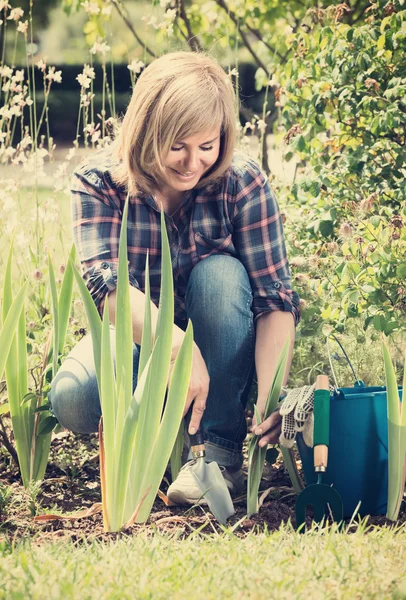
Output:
(297, 385), (403, 518)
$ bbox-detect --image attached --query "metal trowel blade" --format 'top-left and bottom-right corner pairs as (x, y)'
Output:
(190, 459), (235, 525)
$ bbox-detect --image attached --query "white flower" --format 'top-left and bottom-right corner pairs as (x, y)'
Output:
(0, 1), (11, 11)
(2, 81), (10, 92)
(267, 76), (278, 87)
(19, 135), (32, 150)
(228, 68), (238, 77)
(25, 96), (33, 106)
(257, 119), (267, 133)
(81, 1), (100, 15)
(7, 7), (23, 21)
(165, 8), (177, 20)
(65, 147), (76, 161)
(77, 73), (91, 88)
(0, 132), (6, 143)
(90, 40), (110, 55)
(127, 59), (144, 74)
(83, 64), (95, 79)
(46, 66), (62, 83)
(11, 93), (23, 105)
(17, 19), (28, 33)
(5, 146), (16, 157)
(101, 5), (112, 16)
(0, 65), (12, 78)
(36, 59), (47, 72)
(141, 15), (158, 28)
(12, 69), (24, 83)
(9, 105), (22, 117)
(80, 91), (94, 106)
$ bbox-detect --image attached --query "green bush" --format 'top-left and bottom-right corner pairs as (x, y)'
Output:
(278, 1), (406, 337)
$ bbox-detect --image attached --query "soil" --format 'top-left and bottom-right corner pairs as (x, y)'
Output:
(0, 429), (405, 546)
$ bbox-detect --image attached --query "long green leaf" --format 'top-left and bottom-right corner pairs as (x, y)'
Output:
(170, 420), (185, 483)
(382, 338), (405, 521)
(115, 196), (133, 418)
(130, 208), (174, 503)
(71, 260), (102, 386)
(116, 348), (155, 527)
(2, 287), (31, 486)
(48, 255), (59, 379)
(100, 299), (117, 528)
(136, 321), (193, 522)
(138, 251), (152, 378)
(58, 245), (76, 354)
(247, 338), (290, 516)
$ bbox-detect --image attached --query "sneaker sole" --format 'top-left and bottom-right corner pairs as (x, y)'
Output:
(167, 490), (208, 506)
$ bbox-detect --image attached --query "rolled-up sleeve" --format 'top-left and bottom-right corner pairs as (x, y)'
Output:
(232, 164), (300, 324)
(71, 165), (139, 315)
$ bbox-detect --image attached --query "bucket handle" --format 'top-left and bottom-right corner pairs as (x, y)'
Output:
(326, 334), (363, 390)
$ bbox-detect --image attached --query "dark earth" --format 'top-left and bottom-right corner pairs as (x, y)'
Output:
(1, 426), (405, 546)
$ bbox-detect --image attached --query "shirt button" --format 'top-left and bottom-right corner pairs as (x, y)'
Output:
(274, 281), (281, 289)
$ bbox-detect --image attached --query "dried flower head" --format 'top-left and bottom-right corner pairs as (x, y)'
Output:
(338, 222), (353, 239)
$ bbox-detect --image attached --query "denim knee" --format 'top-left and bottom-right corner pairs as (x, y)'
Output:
(186, 255), (253, 319)
(50, 367), (101, 434)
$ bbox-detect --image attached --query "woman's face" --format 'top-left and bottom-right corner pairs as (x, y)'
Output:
(160, 127), (221, 200)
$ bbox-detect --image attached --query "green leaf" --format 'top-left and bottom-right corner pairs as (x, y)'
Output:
(48, 255), (59, 380)
(20, 392), (38, 406)
(71, 260), (102, 386)
(382, 338), (405, 521)
(37, 415), (58, 436)
(247, 339), (290, 516)
(58, 245), (76, 355)
(0, 403), (10, 416)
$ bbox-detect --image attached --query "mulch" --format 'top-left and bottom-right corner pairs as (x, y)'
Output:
(0, 430), (405, 546)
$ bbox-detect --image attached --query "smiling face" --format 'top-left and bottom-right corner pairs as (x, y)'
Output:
(159, 127), (222, 201)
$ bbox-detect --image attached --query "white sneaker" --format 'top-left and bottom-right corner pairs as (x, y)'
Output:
(167, 460), (245, 505)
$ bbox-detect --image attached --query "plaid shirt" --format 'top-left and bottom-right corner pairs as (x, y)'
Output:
(71, 150), (300, 327)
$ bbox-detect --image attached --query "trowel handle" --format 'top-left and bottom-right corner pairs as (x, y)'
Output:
(190, 428), (206, 459)
(314, 375), (330, 473)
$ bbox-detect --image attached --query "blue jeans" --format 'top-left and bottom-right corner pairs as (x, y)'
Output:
(49, 255), (255, 469)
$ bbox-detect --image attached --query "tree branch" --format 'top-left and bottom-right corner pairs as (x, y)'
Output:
(243, 23), (285, 62)
(178, 0), (203, 52)
(213, 0), (269, 73)
(112, 0), (156, 59)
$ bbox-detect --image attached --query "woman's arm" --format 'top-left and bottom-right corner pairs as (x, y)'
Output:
(253, 310), (295, 446)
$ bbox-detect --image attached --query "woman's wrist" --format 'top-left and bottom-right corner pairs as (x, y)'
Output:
(170, 326), (186, 360)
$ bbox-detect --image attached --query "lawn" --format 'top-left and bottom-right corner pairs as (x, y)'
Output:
(1, 526), (405, 599)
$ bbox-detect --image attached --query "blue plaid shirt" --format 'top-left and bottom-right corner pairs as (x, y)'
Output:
(71, 150), (300, 327)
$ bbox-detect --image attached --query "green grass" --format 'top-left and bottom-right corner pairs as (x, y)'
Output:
(1, 525), (405, 599)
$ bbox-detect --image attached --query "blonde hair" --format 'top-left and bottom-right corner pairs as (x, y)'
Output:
(111, 51), (237, 195)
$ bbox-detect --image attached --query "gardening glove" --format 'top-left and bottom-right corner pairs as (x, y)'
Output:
(279, 384), (315, 448)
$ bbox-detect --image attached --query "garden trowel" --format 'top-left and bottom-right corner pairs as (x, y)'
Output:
(295, 374), (344, 532)
(189, 429), (235, 525)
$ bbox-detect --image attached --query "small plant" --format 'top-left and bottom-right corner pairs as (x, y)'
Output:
(3, 244), (75, 487)
(247, 338), (290, 516)
(72, 198), (193, 532)
(382, 337), (406, 521)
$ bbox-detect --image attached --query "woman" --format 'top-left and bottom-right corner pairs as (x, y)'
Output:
(50, 51), (300, 504)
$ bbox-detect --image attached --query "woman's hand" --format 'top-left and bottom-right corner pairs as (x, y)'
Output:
(251, 397), (282, 447)
(169, 340), (209, 435)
